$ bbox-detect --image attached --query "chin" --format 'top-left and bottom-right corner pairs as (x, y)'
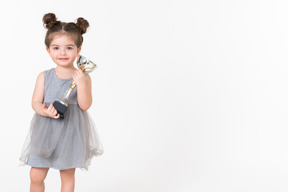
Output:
(57, 61), (73, 66)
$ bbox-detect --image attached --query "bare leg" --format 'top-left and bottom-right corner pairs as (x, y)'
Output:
(30, 167), (49, 192)
(60, 168), (76, 192)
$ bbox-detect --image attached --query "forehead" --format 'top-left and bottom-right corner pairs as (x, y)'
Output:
(50, 33), (77, 46)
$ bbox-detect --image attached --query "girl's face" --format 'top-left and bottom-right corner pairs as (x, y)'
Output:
(46, 34), (81, 68)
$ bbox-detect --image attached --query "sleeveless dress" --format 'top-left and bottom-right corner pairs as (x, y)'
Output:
(19, 68), (103, 170)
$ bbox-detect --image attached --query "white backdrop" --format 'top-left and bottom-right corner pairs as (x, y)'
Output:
(0, 0), (287, 191)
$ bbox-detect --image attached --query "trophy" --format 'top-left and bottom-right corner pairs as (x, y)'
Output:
(53, 55), (97, 119)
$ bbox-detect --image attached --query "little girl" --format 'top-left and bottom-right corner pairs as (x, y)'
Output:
(19, 13), (103, 192)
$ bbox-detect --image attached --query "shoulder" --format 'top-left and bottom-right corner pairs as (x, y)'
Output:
(33, 72), (44, 88)
(38, 68), (55, 82)
(37, 68), (53, 77)
(36, 71), (45, 81)
(36, 68), (53, 83)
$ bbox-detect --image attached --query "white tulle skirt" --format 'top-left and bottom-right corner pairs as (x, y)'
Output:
(19, 104), (103, 170)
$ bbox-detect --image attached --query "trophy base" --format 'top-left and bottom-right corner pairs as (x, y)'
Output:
(53, 101), (67, 119)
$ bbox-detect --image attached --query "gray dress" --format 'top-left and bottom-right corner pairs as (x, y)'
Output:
(20, 68), (103, 170)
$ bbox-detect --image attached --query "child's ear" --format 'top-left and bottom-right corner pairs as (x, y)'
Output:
(77, 47), (81, 55)
(46, 47), (50, 54)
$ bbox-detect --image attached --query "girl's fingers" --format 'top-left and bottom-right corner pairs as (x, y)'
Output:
(47, 103), (56, 116)
(42, 103), (46, 109)
(43, 103), (59, 119)
(51, 109), (59, 119)
(48, 103), (53, 110)
(52, 109), (58, 116)
(46, 105), (52, 113)
(51, 106), (57, 114)
(76, 68), (82, 73)
(74, 69), (84, 77)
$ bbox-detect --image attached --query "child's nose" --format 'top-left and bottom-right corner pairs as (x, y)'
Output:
(60, 48), (66, 55)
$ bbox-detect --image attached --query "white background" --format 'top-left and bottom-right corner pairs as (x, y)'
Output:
(0, 0), (287, 191)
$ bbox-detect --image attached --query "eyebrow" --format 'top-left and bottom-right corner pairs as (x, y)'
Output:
(50, 44), (76, 47)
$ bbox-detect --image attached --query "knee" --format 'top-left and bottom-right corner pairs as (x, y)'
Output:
(30, 168), (48, 184)
(30, 173), (45, 184)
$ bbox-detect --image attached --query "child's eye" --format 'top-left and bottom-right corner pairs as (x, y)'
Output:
(53, 47), (59, 50)
(67, 47), (73, 50)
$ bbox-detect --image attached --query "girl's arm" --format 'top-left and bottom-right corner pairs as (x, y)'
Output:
(73, 69), (92, 111)
(32, 72), (60, 118)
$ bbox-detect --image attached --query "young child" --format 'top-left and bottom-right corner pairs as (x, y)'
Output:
(19, 13), (103, 192)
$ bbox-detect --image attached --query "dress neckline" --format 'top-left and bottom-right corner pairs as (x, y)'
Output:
(52, 68), (73, 81)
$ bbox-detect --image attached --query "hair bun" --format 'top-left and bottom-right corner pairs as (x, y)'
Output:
(43, 13), (59, 29)
(76, 17), (89, 34)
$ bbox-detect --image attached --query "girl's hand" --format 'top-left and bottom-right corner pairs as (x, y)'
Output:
(72, 69), (87, 86)
(42, 103), (60, 119)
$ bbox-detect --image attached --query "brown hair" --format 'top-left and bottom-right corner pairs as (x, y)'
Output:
(43, 13), (89, 48)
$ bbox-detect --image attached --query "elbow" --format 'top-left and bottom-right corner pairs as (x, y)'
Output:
(78, 95), (92, 111)
(79, 104), (91, 111)
(79, 100), (92, 111)
(80, 106), (90, 111)
(31, 100), (39, 112)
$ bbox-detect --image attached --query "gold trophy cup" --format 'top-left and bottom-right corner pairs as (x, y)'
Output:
(53, 55), (97, 119)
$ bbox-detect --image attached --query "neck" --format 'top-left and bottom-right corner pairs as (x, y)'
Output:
(55, 66), (76, 79)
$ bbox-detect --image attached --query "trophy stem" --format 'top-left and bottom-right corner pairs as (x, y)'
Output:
(58, 80), (77, 105)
